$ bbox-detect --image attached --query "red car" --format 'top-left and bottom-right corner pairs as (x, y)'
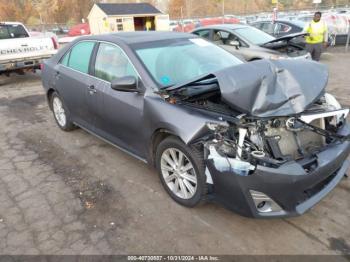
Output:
(68, 23), (90, 37)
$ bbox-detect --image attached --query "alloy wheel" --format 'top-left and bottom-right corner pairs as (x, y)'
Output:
(161, 148), (198, 199)
(52, 96), (66, 127)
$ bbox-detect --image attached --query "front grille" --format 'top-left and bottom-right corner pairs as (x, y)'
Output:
(303, 171), (338, 199)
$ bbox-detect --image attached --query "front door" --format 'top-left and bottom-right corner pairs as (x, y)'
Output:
(88, 42), (145, 157)
(213, 30), (250, 60)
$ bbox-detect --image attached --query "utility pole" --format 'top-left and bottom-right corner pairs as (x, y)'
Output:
(180, 6), (184, 32)
(222, 0), (225, 24)
(346, 19), (350, 52)
(272, 0), (278, 22)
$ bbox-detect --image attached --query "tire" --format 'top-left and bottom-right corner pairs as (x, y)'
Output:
(155, 136), (208, 207)
(49, 91), (76, 131)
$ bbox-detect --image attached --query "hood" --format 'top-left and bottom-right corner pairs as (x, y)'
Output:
(261, 32), (308, 46)
(214, 59), (328, 118)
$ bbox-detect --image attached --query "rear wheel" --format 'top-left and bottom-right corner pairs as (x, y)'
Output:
(50, 92), (76, 131)
(156, 136), (207, 207)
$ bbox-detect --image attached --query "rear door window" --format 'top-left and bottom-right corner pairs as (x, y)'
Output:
(277, 23), (292, 34)
(260, 22), (276, 35)
(60, 51), (70, 66)
(65, 41), (95, 74)
(253, 22), (263, 30)
(193, 29), (211, 40)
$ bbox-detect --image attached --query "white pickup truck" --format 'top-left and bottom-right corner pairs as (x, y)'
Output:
(0, 22), (58, 75)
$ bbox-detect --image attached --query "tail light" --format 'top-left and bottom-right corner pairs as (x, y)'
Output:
(51, 37), (59, 49)
(40, 63), (44, 70)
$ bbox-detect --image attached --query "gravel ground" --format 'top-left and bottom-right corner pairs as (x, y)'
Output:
(0, 48), (349, 255)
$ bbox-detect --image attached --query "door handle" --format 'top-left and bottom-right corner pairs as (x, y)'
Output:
(88, 85), (97, 94)
(54, 71), (60, 80)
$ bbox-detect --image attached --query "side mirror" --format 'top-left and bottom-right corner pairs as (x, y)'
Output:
(111, 76), (138, 92)
(229, 40), (240, 48)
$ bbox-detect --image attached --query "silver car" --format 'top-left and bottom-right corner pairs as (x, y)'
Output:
(192, 24), (310, 61)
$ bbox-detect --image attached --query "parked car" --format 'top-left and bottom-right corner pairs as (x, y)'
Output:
(0, 22), (58, 75)
(52, 26), (69, 35)
(68, 23), (90, 37)
(192, 24), (310, 61)
(251, 20), (307, 47)
(42, 32), (350, 218)
(251, 20), (306, 38)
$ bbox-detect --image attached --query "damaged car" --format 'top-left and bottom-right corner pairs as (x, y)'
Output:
(192, 24), (310, 61)
(41, 32), (350, 218)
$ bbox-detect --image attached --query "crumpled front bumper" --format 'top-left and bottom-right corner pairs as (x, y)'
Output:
(206, 124), (350, 218)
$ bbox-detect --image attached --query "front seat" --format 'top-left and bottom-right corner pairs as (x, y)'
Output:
(213, 32), (224, 45)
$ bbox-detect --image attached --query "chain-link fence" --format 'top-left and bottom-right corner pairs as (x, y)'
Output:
(170, 4), (350, 20)
(25, 23), (72, 34)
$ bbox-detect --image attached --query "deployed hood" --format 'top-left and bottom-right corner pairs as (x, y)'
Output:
(261, 32), (308, 46)
(215, 59), (328, 118)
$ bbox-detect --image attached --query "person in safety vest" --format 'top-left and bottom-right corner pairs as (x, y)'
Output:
(145, 19), (152, 31)
(304, 12), (328, 61)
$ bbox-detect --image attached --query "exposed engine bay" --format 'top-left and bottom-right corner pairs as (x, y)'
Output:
(264, 42), (309, 58)
(162, 73), (350, 174)
(260, 32), (309, 58)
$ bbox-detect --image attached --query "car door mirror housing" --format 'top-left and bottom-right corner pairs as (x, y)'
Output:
(111, 76), (138, 92)
(229, 40), (240, 49)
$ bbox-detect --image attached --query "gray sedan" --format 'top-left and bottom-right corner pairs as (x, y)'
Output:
(192, 24), (310, 61)
(41, 32), (350, 218)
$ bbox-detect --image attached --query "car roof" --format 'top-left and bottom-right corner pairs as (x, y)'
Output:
(194, 24), (249, 31)
(252, 19), (293, 24)
(252, 19), (305, 26)
(0, 21), (25, 25)
(77, 31), (195, 45)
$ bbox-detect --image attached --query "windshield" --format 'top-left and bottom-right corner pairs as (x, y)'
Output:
(234, 27), (275, 45)
(0, 24), (29, 40)
(133, 38), (242, 88)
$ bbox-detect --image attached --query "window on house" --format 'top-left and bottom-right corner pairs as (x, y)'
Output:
(116, 18), (124, 31)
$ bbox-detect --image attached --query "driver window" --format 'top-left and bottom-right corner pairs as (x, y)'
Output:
(94, 43), (137, 82)
(213, 30), (229, 44)
(214, 30), (245, 47)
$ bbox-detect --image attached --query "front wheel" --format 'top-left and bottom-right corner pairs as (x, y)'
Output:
(50, 92), (76, 131)
(156, 136), (207, 207)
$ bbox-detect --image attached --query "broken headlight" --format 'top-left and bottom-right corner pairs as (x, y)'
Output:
(206, 122), (229, 133)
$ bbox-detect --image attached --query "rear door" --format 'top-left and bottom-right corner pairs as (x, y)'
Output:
(87, 42), (146, 157)
(53, 41), (96, 129)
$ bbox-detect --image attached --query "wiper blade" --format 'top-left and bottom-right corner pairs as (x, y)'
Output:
(160, 84), (175, 90)
(164, 73), (217, 91)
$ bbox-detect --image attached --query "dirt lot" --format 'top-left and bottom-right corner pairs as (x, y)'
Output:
(0, 49), (349, 255)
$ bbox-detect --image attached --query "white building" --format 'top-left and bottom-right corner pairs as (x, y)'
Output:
(88, 3), (170, 35)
